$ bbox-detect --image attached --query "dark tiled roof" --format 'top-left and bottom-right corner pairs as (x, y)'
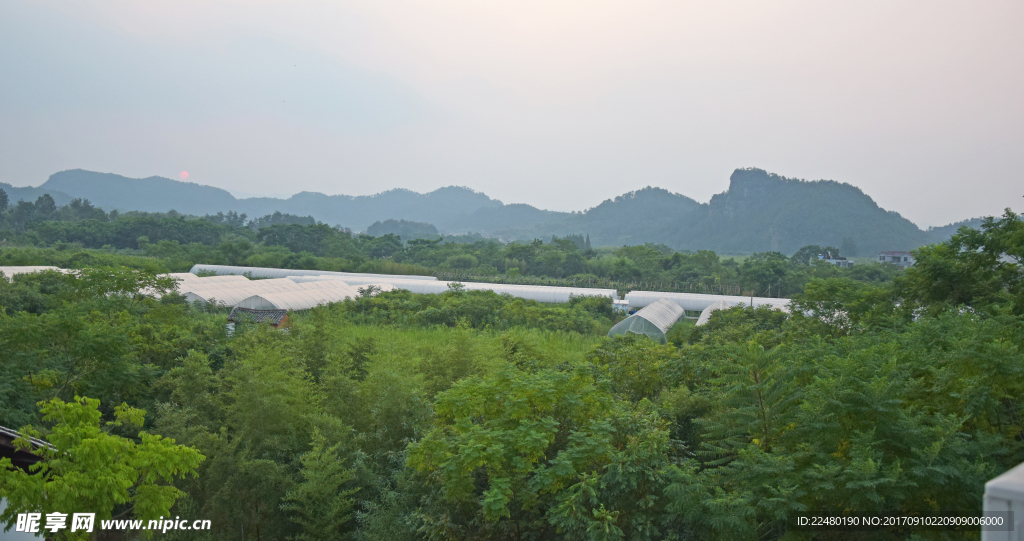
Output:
(228, 307), (289, 325)
(1, 425), (54, 471)
(0, 425), (52, 450)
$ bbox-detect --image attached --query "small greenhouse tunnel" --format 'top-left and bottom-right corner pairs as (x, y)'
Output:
(607, 298), (685, 344)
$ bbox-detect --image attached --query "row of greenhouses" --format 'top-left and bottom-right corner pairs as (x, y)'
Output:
(191, 265), (621, 305)
(188, 265), (794, 313)
(2, 266), (793, 339)
(166, 273), (394, 310)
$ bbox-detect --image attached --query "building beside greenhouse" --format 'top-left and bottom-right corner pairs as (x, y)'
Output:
(227, 307), (290, 328)
(607, 298), (685, 344)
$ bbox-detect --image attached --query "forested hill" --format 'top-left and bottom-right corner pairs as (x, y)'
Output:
(0, 181), (73, 207)
(499, 169), (974, 254)
(674, 168), (929, 255)
(41, 170), (238, 216)
(37, 169), (508, 232)
(13, 167), (977, 254)
(493, 187), (702, 247)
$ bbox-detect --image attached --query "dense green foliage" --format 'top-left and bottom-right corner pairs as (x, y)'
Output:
(0, 397), (205, 540)
(366, 219), (440, 241)
(1, 208), (1020, 540)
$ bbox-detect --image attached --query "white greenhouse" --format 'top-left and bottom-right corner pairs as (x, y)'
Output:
(286, 275), (618, 303)
(181, 266), (620, 304)
(625, 290), (791, 312)
(176, 278), (309, 306)
(695, 300), (742, 326)
(290, 280), (394, 296)
(235, 287), (363, 311)
(166, 273), (250, 285)
(607, 298), (685, 344)
(299, 276), (456, 295)
(286, 275), (449, 291)
(0, 266), (65, 281)
(458, 282), (618, 303)
(189, 264), (436, 281)
(171, 273), (392, 309)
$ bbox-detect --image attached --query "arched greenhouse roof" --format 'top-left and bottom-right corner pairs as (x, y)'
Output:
(288, 275), (618, 303)
(175, 278), (308, 306)
(189, 264), (437, 281)
(625, 290), (791, 312)
(235, 286), (363, 311)
(607, 298), (685, 344)
(458, 282), (619, 303)
(166, 273), (249, 285)
(176, 275), (391, 309)
(695, 300), (745, 326)
(694, 299), (792, 327)
(289, 275), (454, 294)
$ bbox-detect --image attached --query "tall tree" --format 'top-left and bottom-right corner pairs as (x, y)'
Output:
(34, 194), (57, 220)
(0, 397), (204, 540)
(281, 430), (359, 541)
(900, 209), (1022, 312)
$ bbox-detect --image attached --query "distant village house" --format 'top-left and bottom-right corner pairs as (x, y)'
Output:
(818, 251), (854, 268)
(878, 251), (915, 268)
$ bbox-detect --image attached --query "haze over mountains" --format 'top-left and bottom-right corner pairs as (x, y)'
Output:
(2, 168), (979, 255)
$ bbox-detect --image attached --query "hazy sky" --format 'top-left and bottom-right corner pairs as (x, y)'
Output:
(1, 0), (1021, 226)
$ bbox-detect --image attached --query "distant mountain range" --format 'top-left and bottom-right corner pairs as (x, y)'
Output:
(2, 168), (982, 255)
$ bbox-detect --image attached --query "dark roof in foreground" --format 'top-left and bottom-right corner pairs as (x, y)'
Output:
(228, 307), (289, 325)
(1, 425), (55, 471)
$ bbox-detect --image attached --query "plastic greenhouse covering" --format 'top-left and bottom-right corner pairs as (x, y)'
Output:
(235, 286), (367, 311)
(181, 266), (619, 304)
(287, 275), (618, 303)
(175, 278), (309, 306)
(288, 276), (454, 294)
(168, 273), (395, 308)
(694, 300), (746, 326)
(1, 264), (805, 323)
(607, 298), (685, 344)
(167, 273), (250, 285)
(0, 266), (64, 281)
(694, 298), (792, 326)
(290, 280), (394, 296)
(189, 264), (436, 281)
(624, 290), (791, 312)
(458, 282), (618, 303)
